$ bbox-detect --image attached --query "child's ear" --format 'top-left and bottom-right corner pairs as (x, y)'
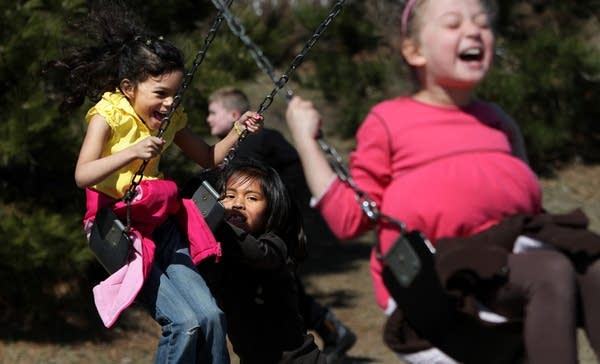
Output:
(231, 110), (241, 122)
(401, 38), (426, 67)
(120, 79), (135, 99)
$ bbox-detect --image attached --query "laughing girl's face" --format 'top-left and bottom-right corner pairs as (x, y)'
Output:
(123, 70), (183, 130)
(417, 0), (495, 89)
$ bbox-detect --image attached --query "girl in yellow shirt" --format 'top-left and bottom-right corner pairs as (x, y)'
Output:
(46, 2), (261, 363)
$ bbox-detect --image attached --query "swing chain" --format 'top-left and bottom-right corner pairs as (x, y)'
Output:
(219, 0), (348, 168)
(317, 137), (408, 235)
(183, 1), (401, 237)
(209, 0), (294, 99)
(121, 1), (232, 210)
(256, 0), (347, 116)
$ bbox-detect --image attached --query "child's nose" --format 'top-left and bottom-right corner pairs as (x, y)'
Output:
(164, 96), (175, 108)
(232, 197), (244, 209)
(464, 20), (482, 35)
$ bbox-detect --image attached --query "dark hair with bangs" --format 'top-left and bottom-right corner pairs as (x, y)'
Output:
(44, 0), (184, 113)
(218, 157), (307, 263)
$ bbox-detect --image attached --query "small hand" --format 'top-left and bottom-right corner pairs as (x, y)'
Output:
(286, 96), (322, 140)
(235, 111), (264, 136)
(132, 136), (165, 160)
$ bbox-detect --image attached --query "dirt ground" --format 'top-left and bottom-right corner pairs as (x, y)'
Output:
(1, 163), (599, 364)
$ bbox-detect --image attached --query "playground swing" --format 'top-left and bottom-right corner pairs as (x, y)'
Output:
(207, 4), (525, 362)
(315, 113), (525, 363)
(180, 0), (347, 194)
(88, 1), (232, 275)
(87, 1), (525, 360)
(89, 0), (347, 275)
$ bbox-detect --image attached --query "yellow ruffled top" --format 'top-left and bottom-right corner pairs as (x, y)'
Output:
(85, 91), (187, 199)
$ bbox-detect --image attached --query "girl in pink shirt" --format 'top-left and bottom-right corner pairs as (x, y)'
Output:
(285, 0), (600, 363)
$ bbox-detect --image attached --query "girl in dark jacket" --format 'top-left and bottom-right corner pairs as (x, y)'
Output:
(208, 157), (327, 364)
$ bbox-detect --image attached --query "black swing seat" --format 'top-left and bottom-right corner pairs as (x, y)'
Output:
(89, 177), (224, 275)
(381, 231), (525, 364)
(180, 170), (225, 232)
(89, 206), (133, 274)
(190, 179), (225, 232)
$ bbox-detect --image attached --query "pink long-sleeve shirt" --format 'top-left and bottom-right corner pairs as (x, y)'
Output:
(316, 97), (542, 310)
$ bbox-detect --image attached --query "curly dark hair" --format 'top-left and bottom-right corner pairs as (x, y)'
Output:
(45, 0), (184, 113)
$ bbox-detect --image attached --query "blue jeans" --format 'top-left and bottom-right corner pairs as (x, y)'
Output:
(136, 220), (229, 364)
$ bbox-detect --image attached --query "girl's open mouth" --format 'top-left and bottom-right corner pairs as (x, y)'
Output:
(459, 47), (483, 62)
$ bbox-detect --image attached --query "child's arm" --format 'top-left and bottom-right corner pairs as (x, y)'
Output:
(285, 96), (337, 198)
(175, 111), (263, 168)
(215, 222), (289, 270)
(75, 114), (165, 188)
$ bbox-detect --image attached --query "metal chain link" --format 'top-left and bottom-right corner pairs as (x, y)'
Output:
(219, 0), (348, 167)
(214, 0), (402, 233)
(209, 0), (400, 233)
(317, 137), (408, 234)
(210, 0), (294, 99)
(255, 0), (346, 116)
(120, 1), (232, 228)
(210, 1), (408, 240)
(210, 0), (403, 234)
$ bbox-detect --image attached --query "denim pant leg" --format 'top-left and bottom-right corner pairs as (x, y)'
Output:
(138, 264), (200, 364)
(137, 221), (229, 364)
(164, 245), (229, 364)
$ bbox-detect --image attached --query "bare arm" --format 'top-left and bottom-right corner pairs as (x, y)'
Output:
(285, 96), (336, 198)
(75, 114), (164, 188)
(175, 111), (263, 168)
(173, 126), (214, 167)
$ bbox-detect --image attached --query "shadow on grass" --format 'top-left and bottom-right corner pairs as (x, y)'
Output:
(0, 264), (151, 344)
(297, 227), (377, 311)
(1, 221), (376, 346)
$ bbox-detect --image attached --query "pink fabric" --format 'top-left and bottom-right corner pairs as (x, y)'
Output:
(316, 97), (542, 310)
(177, 198), (222, 264)
(92, 230), (144, 327)
(84, 179), (221, 327)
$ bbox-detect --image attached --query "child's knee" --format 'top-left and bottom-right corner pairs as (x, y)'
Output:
(532, 250), (576, 297)
(170, 311), (202, 335)
(200, 305), (227, 328)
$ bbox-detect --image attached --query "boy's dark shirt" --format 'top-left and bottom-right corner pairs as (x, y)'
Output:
(237, 128), (310, 205)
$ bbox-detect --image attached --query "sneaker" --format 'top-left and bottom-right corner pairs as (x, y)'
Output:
(319, 310), (357, 363)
